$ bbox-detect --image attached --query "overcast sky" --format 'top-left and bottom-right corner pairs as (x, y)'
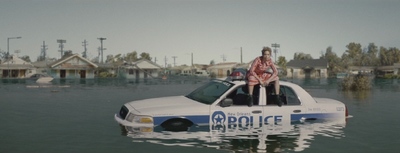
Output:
(1, 0), (399, 66)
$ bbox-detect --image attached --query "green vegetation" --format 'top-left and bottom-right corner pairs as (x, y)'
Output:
(97, 68), (116, 78)
(340, 74), (371, 91)
(320, 43), (400, 78)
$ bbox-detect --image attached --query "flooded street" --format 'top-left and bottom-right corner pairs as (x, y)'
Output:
(1, 78), (399, 153)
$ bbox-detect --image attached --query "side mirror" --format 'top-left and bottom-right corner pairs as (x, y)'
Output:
(220, 98), (233, 107)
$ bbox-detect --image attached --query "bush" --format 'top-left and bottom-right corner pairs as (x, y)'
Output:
(382, 74), (399, 79)
(340, 74), (371, 91)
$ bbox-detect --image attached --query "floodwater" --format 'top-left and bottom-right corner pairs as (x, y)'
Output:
(0, 77), (399, 153)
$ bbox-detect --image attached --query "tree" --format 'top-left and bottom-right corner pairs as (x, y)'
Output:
(294, 52), (313, 60)
(344, 42), (362, 66)
(62, 50), (73, 58)
(379, 47), (389, 66)
(276, 56), (287, 75)
(321, 46), (342, 76)
(124, 51), (138, 62)
(0, 49), (6, 61)
(105, 54), (114, 63)
(276, 56), (286, 68)
(20, 55), (31, 62)
(139, 52), (152, 61)
(365, 43), (379, 66)
(388, 47), (400, 65)
(209, 60), (215, 65)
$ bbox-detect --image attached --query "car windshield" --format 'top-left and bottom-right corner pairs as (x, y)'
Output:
(186, 80), (234, 105)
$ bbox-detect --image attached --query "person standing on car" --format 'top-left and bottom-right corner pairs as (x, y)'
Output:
(246, 47), (282, 107)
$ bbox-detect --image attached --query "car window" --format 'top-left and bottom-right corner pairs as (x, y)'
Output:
(186, 80), (234, 105)
(280, 86), (301, 105)
(225, 85), (249, 106)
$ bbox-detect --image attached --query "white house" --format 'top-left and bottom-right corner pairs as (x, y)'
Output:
(0, 55), (35, 78)
(120, 59), (163, 79)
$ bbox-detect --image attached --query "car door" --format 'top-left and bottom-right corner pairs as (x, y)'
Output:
(278, 85), (306, 121)
(209, 84), (265, 131)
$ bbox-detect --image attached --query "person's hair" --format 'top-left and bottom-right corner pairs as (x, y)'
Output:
(261, 47), (272, 55)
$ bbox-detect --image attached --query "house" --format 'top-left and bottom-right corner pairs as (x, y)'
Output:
(119, 59), (163, 79)
(178, 64), (209, 76)
(167, 65), (187, 75)
(376, 63), (400, 77)
(0, 55), (35, 78)
(348, 66), (375, 75)
(207, 62), (239, 78)
(31, 59), (57, 75)
(49, 54), (98, 79)
(286, 59), (328, 78)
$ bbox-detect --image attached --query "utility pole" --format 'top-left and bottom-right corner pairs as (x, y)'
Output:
(57, 39), (66, 58)
(40, 41), (48, 60)
(221, 54), (227, 62)
(271, 43), (280, 62)
(82, 39), (88, 58)
(240, 47), (243, 64)
(98, 37), (106, 63)
(171, 56), (177, 67)
(164, 56), (167, 68)
(97, 47), (101, 63)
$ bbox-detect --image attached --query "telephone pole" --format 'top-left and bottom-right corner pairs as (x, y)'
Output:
(98, 37), (106, 63)
(82, 39), (88, 58)
(40, 41), (48, 60)
(171, 56), (177, 67)
(240, 47), (243, 64)
(164, 56), (168, 68)
(57, 39), (66, 58)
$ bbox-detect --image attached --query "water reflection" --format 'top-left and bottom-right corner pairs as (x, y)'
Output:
(119, 118), (346, 152)
(341, 90), (372, 101)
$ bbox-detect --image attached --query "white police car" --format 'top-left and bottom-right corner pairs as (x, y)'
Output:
(114, 79), (348, 131)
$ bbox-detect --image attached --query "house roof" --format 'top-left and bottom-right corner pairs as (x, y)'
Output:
(0, 55), (34, 69)
(286, 59), (328, 69)
(31, 59), (57, 68)
(125, 59), (163, 69)
(50, 54), (98, 68)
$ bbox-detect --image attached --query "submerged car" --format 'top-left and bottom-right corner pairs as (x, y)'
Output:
(29, 73), (54, 83)
(114, 79), (348, 131)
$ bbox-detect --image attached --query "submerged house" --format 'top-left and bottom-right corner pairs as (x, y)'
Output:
(49, 54), (98, 79)
(376, 63), (400, 77)
(119, 59), (163, 79)
(286, 59), (328, 79)
(207, 62), (239, 78)
(0, 55), (35, 78)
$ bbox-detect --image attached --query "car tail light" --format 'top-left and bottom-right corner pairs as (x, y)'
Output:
(345, 106), (349, 117)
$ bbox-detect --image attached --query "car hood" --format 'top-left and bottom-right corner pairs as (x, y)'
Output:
(126, 96), (208, 114)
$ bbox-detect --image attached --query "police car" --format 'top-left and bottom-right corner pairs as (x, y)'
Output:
(114, 78), (348, 131)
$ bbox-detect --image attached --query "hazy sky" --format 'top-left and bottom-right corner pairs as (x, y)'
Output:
(1, 0), (399, 66)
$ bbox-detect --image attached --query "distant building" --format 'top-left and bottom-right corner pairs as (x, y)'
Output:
(0, 55), (35, 78)
(207, 62), (239, 78)
(286, 59), (328, 78)
(119, 59), (163, 79)
(376, 63), (400, 77)
(49, 54), (98, 79)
